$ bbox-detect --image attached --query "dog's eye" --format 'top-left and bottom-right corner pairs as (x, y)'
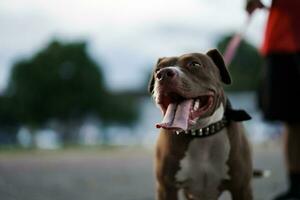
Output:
(189, 61), (201, 67)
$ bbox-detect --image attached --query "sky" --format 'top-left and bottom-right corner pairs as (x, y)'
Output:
(0, 0), (270, 92)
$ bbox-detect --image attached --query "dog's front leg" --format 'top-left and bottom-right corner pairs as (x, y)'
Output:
(230, 185), (253, 200)
(156, 183), (179, 200)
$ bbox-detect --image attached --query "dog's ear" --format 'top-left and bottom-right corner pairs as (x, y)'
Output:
(148, 74), (155, 94)
(148, 57), (164, 93)
(206, 49), (231, 84)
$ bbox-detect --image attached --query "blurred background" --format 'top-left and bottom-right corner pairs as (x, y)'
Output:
(0, 0), (287, 200)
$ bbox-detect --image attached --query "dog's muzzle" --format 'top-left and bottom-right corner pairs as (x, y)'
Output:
(156, 68), (178, 82)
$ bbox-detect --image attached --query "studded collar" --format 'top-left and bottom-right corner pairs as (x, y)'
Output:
(173, 99), (251, 138)
(174, 118), (228, 138)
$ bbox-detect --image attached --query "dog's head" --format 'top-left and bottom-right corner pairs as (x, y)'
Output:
(149, 49), (231, 131)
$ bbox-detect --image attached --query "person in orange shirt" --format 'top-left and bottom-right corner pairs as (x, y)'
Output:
(246, 0), (300, 199)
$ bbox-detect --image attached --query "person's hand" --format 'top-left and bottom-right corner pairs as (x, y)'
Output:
(246, 0), (265, 14)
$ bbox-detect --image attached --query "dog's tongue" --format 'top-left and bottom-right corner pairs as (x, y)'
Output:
(156, 99), (193, 131)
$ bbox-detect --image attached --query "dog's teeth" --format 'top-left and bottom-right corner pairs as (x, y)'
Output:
(193, 99), (200, 110)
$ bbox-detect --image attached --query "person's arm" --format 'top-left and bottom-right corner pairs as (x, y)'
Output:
(246, 0), (265, 14)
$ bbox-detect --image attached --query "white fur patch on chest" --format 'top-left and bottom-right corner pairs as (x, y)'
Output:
(175, 128), (231, 200)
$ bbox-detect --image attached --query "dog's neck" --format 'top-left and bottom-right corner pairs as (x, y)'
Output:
(174, 104), (227, 138)
(172, 99), (252, 137)
(192, 103), (225, 130)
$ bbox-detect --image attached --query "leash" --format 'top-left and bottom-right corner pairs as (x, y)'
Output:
(223, 13), (253, 66)
(223, 4), (270, 66)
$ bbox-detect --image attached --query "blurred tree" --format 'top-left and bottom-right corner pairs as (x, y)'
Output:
(101, 93), (139, 126)
(0, 96), (20, 144)
(217, 34), (263, 91)
(3, 40), (139, 144)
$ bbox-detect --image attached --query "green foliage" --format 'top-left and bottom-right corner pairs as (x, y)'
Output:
(217, 34), (263, 91)
(2, 40), (139, 129)
(100, 93), (139, 126)
(0, 96), (18, 126)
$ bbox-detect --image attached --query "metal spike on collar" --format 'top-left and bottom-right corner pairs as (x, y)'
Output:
(205, 127), (210, 135)
(191, 130), (196, 136)
(199, 129), (203, 136)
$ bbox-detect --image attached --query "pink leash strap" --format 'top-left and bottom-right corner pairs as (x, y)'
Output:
(223, 14), (253, 66)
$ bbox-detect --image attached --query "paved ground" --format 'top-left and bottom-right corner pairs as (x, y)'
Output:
(0, 142), (287, 200)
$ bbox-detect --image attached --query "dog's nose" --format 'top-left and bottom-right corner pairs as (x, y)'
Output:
(156, 68), (177, 81)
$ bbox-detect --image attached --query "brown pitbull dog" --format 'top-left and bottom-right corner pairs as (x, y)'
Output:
(148, 49), (253, 200)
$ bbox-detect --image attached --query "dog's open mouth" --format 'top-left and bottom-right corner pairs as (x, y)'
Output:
(156, 92), (214, 131)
